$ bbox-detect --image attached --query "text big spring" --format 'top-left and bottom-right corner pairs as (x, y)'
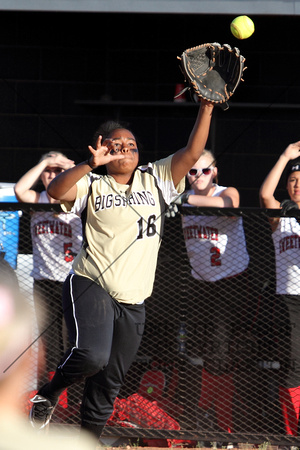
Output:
(94, 191), (156, 211)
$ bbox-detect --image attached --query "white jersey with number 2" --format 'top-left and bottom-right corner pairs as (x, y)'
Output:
(182, 184), (249, 282)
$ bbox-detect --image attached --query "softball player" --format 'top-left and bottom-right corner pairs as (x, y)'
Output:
(260, 141), (300, 436)
(29, 100), (214, 443)
(14, 152), (83, 389)
(178, 149), (250, 432)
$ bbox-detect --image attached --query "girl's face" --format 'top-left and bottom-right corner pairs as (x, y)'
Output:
(187, 155), (217, 194)
(105, 129), (139, 177)
(287, 171), (300, 204)
(40, 167), (64, 189)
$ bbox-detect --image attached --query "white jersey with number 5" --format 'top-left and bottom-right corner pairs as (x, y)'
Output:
(182, 184), (249, 282)
(30, 191), (83, 281)
(61, 155), (185, 304)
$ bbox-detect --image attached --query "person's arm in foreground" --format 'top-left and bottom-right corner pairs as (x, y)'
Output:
(171, 100), (214, 186)
(47, 144), (126, 202)
(187, 187), (240, 208)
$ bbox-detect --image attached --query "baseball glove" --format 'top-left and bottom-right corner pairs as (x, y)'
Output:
(280, 199), (299, 216)
(176, 42), (246, 109)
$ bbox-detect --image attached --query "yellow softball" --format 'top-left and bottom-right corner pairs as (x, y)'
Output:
(230, 15), (255, 40)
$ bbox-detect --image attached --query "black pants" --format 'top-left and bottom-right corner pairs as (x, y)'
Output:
(33, 279), (66, 387)
(278, 294), (300, 389)
(54, 274), (145, 426)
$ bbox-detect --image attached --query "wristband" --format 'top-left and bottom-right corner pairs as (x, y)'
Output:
(86, 158), (94, 169)
(181, 192), (190, 204)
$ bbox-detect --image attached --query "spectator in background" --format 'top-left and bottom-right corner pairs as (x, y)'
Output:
(260, 141), (300, 436)
(0, 257), (97, 449)
(14, 152), (83, 396)
(175, 149), (250, 433)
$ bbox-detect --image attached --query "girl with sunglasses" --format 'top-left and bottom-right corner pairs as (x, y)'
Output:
(181, 149), (249, 281)
(178, 149), (250, 433)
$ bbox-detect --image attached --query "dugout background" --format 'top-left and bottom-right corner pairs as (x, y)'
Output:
(0, 11), (300, 207)
(1, 7), (300, 447)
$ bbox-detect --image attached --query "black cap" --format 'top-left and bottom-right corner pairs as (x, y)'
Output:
(286, 157), (300, 184)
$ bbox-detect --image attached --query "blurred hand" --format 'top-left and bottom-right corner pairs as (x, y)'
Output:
(165, 204), (179, 218)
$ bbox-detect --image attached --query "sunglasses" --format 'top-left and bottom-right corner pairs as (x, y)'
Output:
(188, 167), (212, 177)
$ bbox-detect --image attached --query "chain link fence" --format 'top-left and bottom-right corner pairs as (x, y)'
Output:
(2, 201), (300, 447)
